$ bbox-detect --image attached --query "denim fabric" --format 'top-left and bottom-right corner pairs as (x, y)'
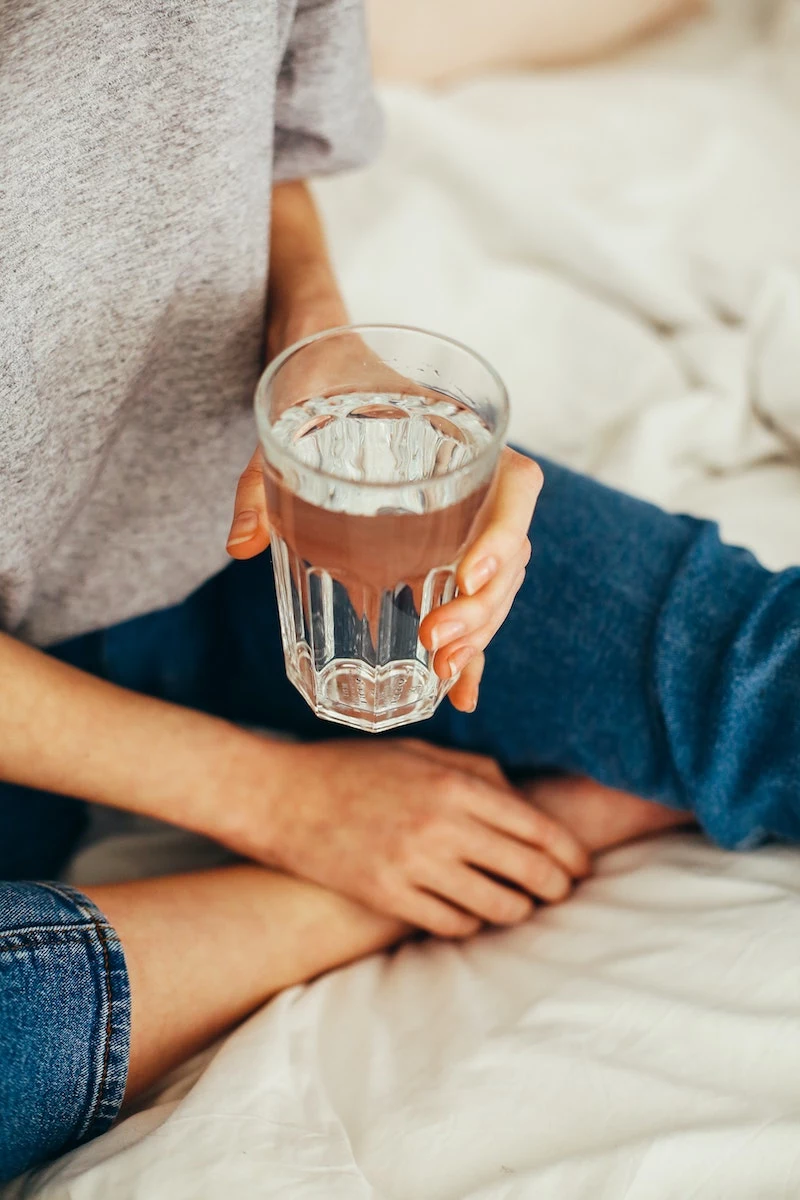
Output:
(1, 454), (798, 1178)
(50, 454), (792, 851)
(0, 883), (130, 1182)
(459, 461), (800, 849)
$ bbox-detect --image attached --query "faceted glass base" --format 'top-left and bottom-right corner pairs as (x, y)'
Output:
(271, 532), (457, 733)
(286, 648), (450, 733)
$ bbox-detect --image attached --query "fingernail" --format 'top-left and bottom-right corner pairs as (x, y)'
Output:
(227, 510), (259, 546)
(463, 556), (498, 596)
(464, 688), (479, 713)
(431, 620), (466, 651)
(448, 645), (477, 677)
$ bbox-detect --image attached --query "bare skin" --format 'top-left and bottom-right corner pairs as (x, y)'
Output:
(85, 866), (408, 1103)
(228, 182), (543, 717)
(524, 775), (695, 854)
(86, 777), (689, 1106)
(0, 109), (701, 1143)
(0, 187), (585, 939)
(2, 180), (691, 1113)
(0, 633), (590, 936)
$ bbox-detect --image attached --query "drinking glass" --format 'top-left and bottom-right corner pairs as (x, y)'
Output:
(255, 324), (509, 732)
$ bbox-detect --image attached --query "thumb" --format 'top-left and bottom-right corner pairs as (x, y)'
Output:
(227, 448), (271, 559)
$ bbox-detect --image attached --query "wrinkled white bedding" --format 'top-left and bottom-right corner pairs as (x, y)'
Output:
(15, 2), (800, 1196)
(321, 0), (800, 569)
(18, 837), (800, 1200)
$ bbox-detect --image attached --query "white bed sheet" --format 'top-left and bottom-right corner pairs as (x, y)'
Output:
(15, 836), (800, 1200)
(12, 2), (800, 1196)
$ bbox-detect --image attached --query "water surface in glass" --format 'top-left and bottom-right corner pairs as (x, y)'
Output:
(256, 327), (507, 732)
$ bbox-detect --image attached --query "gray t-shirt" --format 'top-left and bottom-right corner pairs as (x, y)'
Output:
(0, 0), (379, 646)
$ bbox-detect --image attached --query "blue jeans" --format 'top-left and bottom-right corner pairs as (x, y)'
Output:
(2, 457), (799, 1180)
(0, 885), (130, 1181)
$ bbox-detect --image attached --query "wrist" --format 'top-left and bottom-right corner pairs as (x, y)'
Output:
(188, 721), (300, 862)
(267, 269), (349, 360)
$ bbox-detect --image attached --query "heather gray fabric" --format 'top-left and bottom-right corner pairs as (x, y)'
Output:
(0, 0), (380, 645)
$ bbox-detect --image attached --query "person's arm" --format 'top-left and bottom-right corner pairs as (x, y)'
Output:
(0, 630), (590, 934)
(0, 196), (339, 840)
(265, 180), (349, 358)
(0, 181), (591, 937)
(224, 181), (348, 558)
(229, 181), (543, 714)
(0, 630), (293, 844)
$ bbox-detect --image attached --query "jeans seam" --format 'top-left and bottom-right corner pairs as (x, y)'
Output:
(86, 915), (115, 1141)
(0, 920), (96, 938)
(36, 883), (120, 1145)
(0, 929), (96, 950)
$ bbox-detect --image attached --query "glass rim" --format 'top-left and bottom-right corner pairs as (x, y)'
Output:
(254, 323), (509, 494)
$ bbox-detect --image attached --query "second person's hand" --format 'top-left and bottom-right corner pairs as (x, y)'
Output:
(222, 736), (592, 937)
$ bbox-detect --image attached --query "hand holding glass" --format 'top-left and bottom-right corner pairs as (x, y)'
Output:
(255, 325), (509, 732)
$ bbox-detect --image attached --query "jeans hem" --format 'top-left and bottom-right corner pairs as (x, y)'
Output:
(38, 882), (132, 1148)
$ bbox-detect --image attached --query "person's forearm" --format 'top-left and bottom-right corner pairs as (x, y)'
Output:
(266, 181), (349, 356)
(0, 632), (293, 846)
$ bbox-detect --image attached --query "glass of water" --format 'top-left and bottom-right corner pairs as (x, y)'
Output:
(255, 324), (509, 732)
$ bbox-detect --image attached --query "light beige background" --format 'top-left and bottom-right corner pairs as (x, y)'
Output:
(368, 0), (705, 80)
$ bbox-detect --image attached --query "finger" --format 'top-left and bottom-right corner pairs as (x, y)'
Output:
(462, 824), (574, 904)
(420, 549), (529, 655)
(419, 861), (534, 926)
(467, 787), (592, 879)
(402, 731), (501, 784)
(436, 569), (525, 681)
(448, 651), (485, 714)
(396, 887), (482, 939)
(458, 449), (542, 596)
(227, 448), (270, 559)
(399, 739), (588, 880)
